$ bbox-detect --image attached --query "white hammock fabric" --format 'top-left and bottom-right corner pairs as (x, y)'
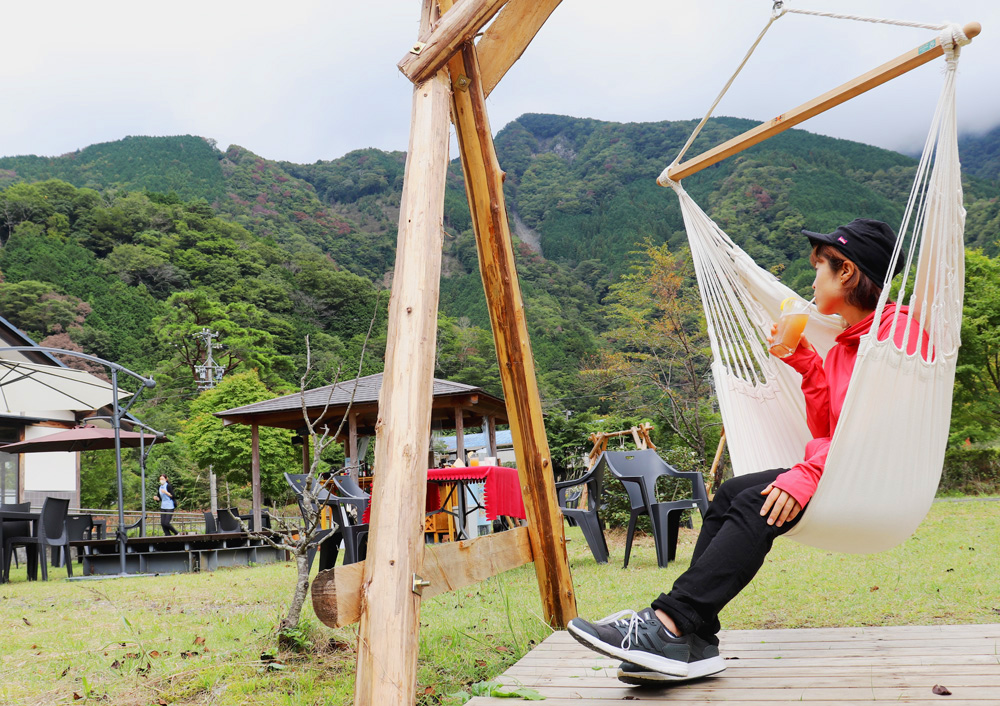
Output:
(667, 26), (968, 553)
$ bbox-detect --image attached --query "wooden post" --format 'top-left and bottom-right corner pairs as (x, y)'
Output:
(476, 0), (564, 98)
(348, 412), (359, 481)
(454, 406), (465, 463)
(353, 1), (451, 701)
(662, 22), (982, 183)
(250, 423), (262, 533)
(443, 20), (576, 626)
(487, 416), (497, 460)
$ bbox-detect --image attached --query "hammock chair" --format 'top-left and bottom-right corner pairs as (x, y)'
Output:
(656, 6), (977, 553)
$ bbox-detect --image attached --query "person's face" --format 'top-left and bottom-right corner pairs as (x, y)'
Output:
(812, 256), (847, 316)
(159, 476), (167, 484)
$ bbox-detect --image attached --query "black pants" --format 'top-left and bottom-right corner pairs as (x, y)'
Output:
(160, 510), (179, 536)
(651, 468), (800, 641)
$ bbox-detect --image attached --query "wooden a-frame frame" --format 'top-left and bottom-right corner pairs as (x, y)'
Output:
(310, 4), (981, 703)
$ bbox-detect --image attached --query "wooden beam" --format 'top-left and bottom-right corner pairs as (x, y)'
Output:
(454, 405), (465, 462)
(353, 0), (451, 701)
(398, 0), (509, 85)
(313, 526), (534, 628)
(477, 0), (564, 98)
(661, 21), (982, 183)
(250, 424), (262, 534)
(348, 412), (358, 481)
(444, 31), (576, 627)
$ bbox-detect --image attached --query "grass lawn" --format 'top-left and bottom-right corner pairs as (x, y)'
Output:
(1, 498), (998, 705)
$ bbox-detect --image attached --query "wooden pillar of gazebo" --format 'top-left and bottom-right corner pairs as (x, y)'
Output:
(250, 423), (262, 533)
(453, 406), (465, 464)
(347, 412), (359, 481)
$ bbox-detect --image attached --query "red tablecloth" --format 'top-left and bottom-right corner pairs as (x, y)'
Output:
(360, 466), (526, 523)
(427, 466), (526, 520)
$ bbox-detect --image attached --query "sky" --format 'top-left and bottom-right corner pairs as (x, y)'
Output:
(3, 1), (999, 165)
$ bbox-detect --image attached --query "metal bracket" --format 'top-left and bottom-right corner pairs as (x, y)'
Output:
(410, 41), (426, 55)
(455, 74), (471, 92)
(412, 574), (431, 596)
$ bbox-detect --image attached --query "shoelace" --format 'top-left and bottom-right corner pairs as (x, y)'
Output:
(592, 609), (644, 650)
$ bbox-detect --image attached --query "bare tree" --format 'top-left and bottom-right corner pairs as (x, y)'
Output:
(251, 298), (379, 646)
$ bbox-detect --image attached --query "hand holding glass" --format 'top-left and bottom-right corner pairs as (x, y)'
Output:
(769, 299), (811, 358)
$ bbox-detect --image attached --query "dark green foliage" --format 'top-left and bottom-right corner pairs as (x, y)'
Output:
(2, 117), (998, 511)
(0, 136), (224, 201)
(959, 125), (1000, 182)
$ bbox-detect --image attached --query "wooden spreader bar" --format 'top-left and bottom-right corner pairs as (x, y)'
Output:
(661, 21), (981, 184)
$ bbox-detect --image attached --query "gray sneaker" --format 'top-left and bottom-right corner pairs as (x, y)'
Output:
(567, 608), (689, 676)
(616, 633), (726, 685)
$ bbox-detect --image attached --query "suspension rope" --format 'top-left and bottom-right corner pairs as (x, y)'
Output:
(659, 1), (954, 186)
(779, 4), (949, 32)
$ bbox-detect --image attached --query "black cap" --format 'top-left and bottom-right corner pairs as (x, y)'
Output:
(802, 218), (902, 286)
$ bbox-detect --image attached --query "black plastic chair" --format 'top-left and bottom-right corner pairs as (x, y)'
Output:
(217, 507), (243, 533)
(203, 511), (218, 534)
(328, 475), (369, 565)
(59, 515), (94, 566)
(0, 502), (31, 569)
(3, 497), (71, 581)
(600, 450), (709, 569)
(283, 472), (341, 572)
(554, 464), (609, 564)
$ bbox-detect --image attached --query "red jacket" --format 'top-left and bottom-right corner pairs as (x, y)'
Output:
(771, 303), (929, 507)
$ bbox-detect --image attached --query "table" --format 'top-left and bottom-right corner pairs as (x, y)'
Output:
(426, 466), (526, 540)
(0, 510), (38, 583)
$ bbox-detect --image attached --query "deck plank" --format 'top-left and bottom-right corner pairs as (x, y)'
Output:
(466, 624), (1000, 705)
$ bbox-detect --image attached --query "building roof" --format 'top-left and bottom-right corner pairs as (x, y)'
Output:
(215, 372), (508, 434)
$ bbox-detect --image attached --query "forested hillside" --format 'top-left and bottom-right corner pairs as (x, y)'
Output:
(0, 114), (997, 507)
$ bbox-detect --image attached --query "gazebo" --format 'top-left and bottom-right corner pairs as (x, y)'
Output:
(214, 373), (508, 527)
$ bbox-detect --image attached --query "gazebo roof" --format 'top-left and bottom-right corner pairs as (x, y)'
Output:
(215, 372), (507, 435)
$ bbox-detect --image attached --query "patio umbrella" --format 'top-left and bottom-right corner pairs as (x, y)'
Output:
(0, 426), (169, 453)
(0, 359), (129, 412)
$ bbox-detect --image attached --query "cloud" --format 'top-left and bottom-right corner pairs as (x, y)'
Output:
(2, 1), (997, 162)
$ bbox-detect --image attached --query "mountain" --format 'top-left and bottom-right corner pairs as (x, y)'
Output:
(959, 125), (1000, 182)
(1, 116), (998, 404)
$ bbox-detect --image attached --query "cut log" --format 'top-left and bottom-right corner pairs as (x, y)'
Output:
(444, 30), (576, 627)
(312, 527), (534, 628)
(398, 0), (509, 85)
(662, 22), (982, 183)
(352, 0), (451, 701)
(477, 0), (564, 98)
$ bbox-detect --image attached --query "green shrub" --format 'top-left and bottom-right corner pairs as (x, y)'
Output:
(939, 445), (1000, 495)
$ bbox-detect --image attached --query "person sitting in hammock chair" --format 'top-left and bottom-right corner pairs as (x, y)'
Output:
(568, 218), (930, 682)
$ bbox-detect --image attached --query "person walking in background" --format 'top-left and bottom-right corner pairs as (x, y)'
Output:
(157, 474), (179, 536)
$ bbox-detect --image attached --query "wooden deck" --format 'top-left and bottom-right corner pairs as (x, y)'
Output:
(468, 623), (1000, 704)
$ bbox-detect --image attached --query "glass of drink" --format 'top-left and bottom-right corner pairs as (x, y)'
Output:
(769, 298), (811, 358)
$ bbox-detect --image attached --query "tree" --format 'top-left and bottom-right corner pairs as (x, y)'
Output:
(951, 249), (1000, 445)
(584, 241), (720, 467)
(180, 370), (298, 500)
(152, 288), (286, 386)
